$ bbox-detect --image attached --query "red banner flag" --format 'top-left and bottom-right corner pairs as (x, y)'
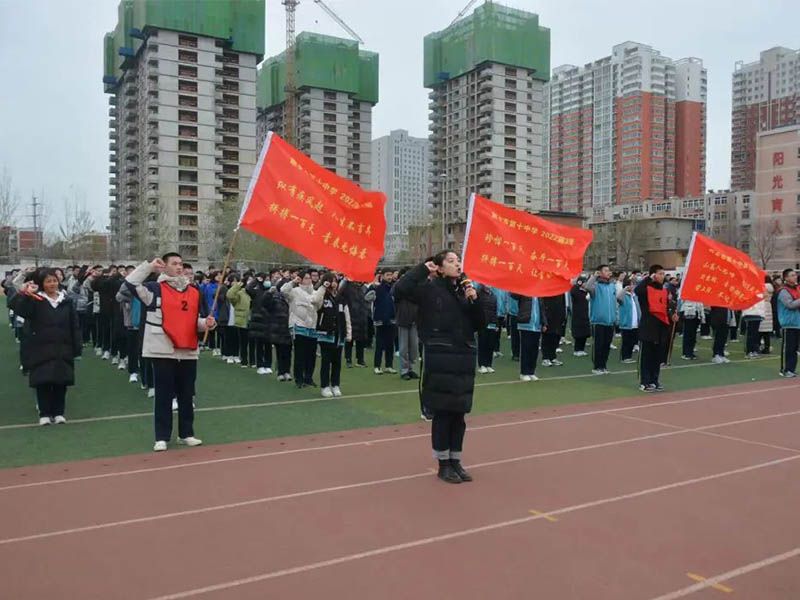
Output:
(462, 194), (593, 296)
(237, 132), (386, 281)
(679, 232), (766, 310)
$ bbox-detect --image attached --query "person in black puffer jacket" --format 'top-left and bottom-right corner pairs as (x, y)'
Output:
(261, 273), (293, 381)
(541, 294), (567, 366)
(394, 250), (485, 485)
(475, 283), (498, 373)
(11, 268), (82, 425)
(340, 279), (373, 368)
(247, 273), (273, 375)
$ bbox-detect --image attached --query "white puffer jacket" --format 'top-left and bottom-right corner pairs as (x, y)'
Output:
(281, 281), (326, 330)
(759, 284), (775, 332)
(742, 284), (770, 320)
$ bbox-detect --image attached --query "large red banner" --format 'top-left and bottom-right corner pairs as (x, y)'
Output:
(462, 194), (593, 296)
(237, 133), (386, 281)
(680, 232), (766, 310)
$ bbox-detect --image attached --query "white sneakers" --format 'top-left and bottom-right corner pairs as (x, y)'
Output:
(478, 366), (488, 374)
(573, 351), (588, 357)
(95, 347), (103, 357)
(384, 367), (398, 374)
(542, 359), (552, 367)
(39, 417), (51, 426)
(147, 388), (155, 398)
(592, 369), (605, 375)
(264, 367), (273, 375)
(321, 387), (334, 398)
(519, 374), (539, 382)
(212, 348), (221, 357)
(53, 416), (66, 425)
(712, 355), (730, 364)
(129, 373), (138, 383)
(117, 359), (127, 371)
(257, 367), (268, 375)
(543, 359), (564, 367)
(332, 386), (342, 397)
(111, 355), (119, 365)
(374, 368), (383, 375)
(277, 374), (286, 382)
(283, 373), (293, 381)
(171, 398), (178, 411)
(226, 358), (235, 364)
(153, 441), (167, 452)
(178, 437), (203, 447)
(102, 351), (110, 360)
(486, 366), (495, 373)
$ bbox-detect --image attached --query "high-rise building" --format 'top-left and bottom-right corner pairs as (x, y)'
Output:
(103, 0), (264, 261)
(256, 33), (379, 189)
(372, 130), (431, 260)
(546, 42), (707, 217)
(424, 3), (550, 247)
(731, 47), (799, 191)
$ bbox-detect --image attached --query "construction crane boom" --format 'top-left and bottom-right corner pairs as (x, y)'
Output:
(313, 0), (364, 44)
(449, 0), (480, 26)
(282, 0), (300, 145)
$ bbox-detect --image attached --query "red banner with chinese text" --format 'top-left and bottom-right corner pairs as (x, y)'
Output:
(679, 232), (766, 310)
(237, 133), (386, 282)
(462, 194), (593, 297)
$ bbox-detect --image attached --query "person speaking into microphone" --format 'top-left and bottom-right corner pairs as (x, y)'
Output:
(394, 250), (486, 484)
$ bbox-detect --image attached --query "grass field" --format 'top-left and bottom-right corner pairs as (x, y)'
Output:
(0, 310), (785, 469)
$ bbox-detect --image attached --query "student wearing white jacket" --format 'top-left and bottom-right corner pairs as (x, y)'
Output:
(281, 271), (326, 389)
(742, 287), (768, 358)
(678, 299), (703, 360)
(759, 281), (775, 354)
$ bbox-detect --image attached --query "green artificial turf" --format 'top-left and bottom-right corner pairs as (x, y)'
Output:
(0, 309), (784, 469)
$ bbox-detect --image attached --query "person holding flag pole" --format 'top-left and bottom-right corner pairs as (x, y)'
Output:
(634, 264), (678, 393)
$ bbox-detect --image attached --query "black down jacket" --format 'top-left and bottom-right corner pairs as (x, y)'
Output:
(11, 294), (82, 388)
(341, 281), (372, 342)
(394, 264), (486, 413)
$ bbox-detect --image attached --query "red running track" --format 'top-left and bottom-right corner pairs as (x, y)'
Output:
(0, 380), (798, 599)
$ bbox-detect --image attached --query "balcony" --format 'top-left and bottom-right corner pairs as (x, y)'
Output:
(109, 152), (117, 163)
(109, 177), (117, 186)
(108, 118), (117, 129)
(109, 165), (117, 174)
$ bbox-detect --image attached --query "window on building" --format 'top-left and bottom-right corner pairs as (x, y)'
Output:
(222, 80), (239, 92)
(324, 114), (336, 123)
(178, 50), (197, 63)
(178, 95), (197, 107)
(178, 170), (198, 183)
(178, 140), (198, 152)
(223, 149), (239, 161)
(324, 102), (337, 111)
(222, 136), (238, 147)
(324, 124), (336, 133)
(178, 185), (197, 197)
(324, 91), (337, 100)
(178, 125), (197, 138)
(178, 80), (197, 92)
(178, 155), (197, 167)
(178, 65), (197, 78)
(222, 52), (239, 65)
(178, 35), (198, 48)
(222, 66), (238, 78)
(178, 110), (197, 123)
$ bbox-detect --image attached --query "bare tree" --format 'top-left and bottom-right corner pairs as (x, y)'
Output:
(615, 218), (647, 270)
(60, 185), (96, 244)
(0, 166), (20, 258)
(750, 218), (779, 270)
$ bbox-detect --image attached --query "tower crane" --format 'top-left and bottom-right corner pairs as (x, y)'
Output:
(281, 0), (364, 145)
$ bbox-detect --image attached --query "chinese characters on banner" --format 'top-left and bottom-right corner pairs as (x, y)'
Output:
(772, 152), (784, 213)
(461, 194), (593, 297)
(679, 232), (766, 310)
(237, 132), (386, 282)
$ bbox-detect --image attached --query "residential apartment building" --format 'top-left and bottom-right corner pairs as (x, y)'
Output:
(256, 33), (379, 188)
(372, 130), (431, 259)
(424, 3), (550, 247)
(587, 217), (695, 271)
(731, 47), (799, 191)
(103, 0), (263, 261)
(546, 42), (707, 217)
(753, 125), (800, 270)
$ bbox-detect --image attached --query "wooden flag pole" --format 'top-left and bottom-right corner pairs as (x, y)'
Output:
(203, 227), (240, 344)
(666, 319), (678, 366)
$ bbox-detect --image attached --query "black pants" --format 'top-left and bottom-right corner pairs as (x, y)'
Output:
(432, 410), (466, 459)
(541, 332), (560, 361)
(519, 330), (541, 376)
(712, 324), (728, 357)
(126, 328), (140, 374)
(574, 336), (588, 352)
(509, 316), (520, 359)
(682, 317), (699, 357)
(759, 332), (771, 354)
(222, 325), (238, 358)
(238, 329), (254, 366)
(744, 318), (762, 355)
(254, 339), (271, 369)
(152, 358), (197, 442)
(374, 324), (395, 369)
(494, 318), (504, 352)
(639, 340), (663, 386)
(36, 384), (67, 418)
(621, 329), (638, 360)
(700, 322), (711, 337)
(205, 328), (218, 350)
(140, 357), (154, 389)
(97, 314), (112, 352)
(781, 329), (799, 374)
(274, 343), (291, 375)
(592, 324), (614, 370)
(320, 342), (342, 388)
(345, 340), (366, 365)
(78, 312), (91, 344)
(477, 328), (496, 367)
(293, 334), (317, 384)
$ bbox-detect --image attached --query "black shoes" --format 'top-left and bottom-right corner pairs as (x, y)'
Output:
(401, 372), (412, 381)
(450, 460), (473, 482)
(437, 463), (462, 484)
(408, 371), (420, 379)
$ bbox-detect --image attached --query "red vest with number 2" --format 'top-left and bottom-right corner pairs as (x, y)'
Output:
(159, 283), (200, 350)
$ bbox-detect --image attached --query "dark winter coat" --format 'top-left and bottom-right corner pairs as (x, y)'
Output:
(634, 277), (676, 344)
(476, 285), (498, 328)
(541, 294), (567, 337)
(392, 283), (419, 328)
(341, 281), (372, 342)
(707, 306), (730, 328)
(10, 293), (81, 388)
(394, 264), (486, 414)
(570, 284), (591, 339)
(258, 287), (292, 346)
(91, 275), (121, 316)
(370, 281), (396, 325)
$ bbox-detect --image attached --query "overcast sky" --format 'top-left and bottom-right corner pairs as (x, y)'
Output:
(0, 0), (797, 233)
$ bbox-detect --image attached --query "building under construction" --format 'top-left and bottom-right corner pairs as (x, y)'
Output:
(425, 3), (550, 247)
(256, 32), (379, 188)
(103, 0), (265, 261)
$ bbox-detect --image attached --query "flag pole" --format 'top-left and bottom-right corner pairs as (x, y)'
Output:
(203, 227), (240, 344)
(666, 319), (678, 366)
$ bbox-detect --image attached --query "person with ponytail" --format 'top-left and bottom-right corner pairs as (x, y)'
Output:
(394, 250), (485, 484)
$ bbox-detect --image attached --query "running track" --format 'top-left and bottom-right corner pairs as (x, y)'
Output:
(1, 379), (798, 599)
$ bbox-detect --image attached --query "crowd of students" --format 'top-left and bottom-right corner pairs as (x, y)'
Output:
(2, 259), (798, 432)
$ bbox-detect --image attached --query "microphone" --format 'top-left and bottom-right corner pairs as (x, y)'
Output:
(457, 273), (474, 302)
